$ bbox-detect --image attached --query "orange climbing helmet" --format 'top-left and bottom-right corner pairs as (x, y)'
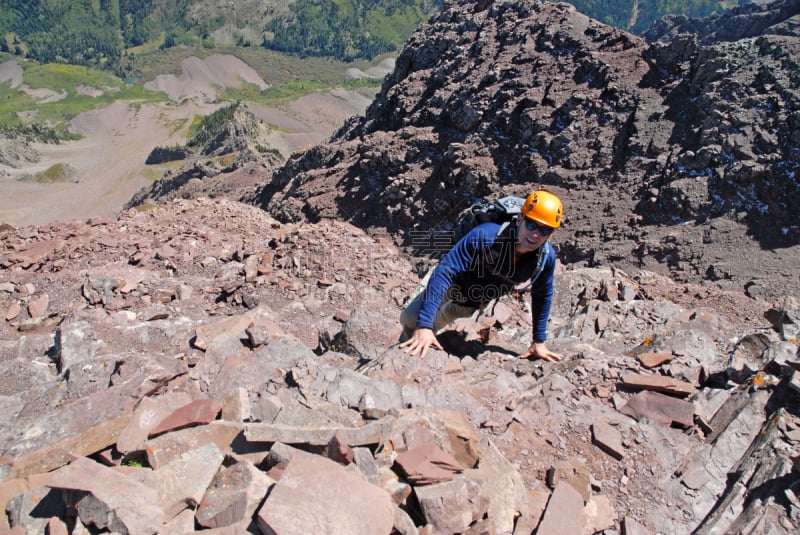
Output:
(521, 190), (563, 228)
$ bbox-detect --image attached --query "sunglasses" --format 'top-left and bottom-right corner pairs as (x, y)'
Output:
(523, 218), (555, 237)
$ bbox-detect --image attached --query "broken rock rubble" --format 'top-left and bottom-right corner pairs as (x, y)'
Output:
(0, 197), (798, 533)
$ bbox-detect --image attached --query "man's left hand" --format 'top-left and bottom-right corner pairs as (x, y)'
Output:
(522, 341), (563, 362)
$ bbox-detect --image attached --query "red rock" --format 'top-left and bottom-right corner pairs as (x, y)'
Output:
(536, 481), (584, 534)
(591, 421), (626, 460)
(46, 456), (163, 534)
(394, 443), (464, 486)
(620, 390), (695, 428)
(323, 434), (355, 464)
(621, 373), (697, 396)
(26, 294), (49, 319)
(148, 398), (222, 437)
(256, 452), (394, 535)
(5, 302), (21, 321)
(196, 460), (273, 529)
(638, 352), (674, 368)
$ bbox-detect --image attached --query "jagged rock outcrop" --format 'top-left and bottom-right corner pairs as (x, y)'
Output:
(245, 0), (800, 299)
(128, 103), (282, 209)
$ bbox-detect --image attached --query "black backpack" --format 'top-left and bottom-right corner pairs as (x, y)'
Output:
(418, 195), (525, 262)
(452, 195), (525, 243)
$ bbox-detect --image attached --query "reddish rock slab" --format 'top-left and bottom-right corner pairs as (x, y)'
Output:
(638, 352), (675, 368)
(591, 421), (626, 460)
(394, 443), (464, 486)
(116, 392), (194, 454)
(620, 390), (695, 428)
(415, 478), (473, 533)
(536, 480), (585, 535)
(196, 460), (274, 529)
(26, 294), (48, 319)
(256, 452), (394, 535)
(621, 373), (697, 396)
(47, 456), (163, 535)
(12, 239), (66, 267)
(323, 435), (355, 465)
(148, 398), (222, 437)
(4, 410), (132, 482)
(143, 421), (249, 470)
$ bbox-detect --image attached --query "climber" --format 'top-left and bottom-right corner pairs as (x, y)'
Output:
(399, 190), (564, 361)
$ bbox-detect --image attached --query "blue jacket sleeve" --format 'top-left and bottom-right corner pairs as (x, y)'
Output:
(531, 243), (557, 342)
(416, 223), (501, 329)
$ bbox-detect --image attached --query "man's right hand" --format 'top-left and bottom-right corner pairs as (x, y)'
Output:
(399, 328), (442, 358)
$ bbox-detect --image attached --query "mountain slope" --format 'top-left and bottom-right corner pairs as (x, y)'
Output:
(246, 0), (800, 300)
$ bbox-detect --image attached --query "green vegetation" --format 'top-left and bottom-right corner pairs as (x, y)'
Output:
(186, 102), (240, 148)
(561, 1), (637, 28)
(0, 61), (164, 129)
(0, 123), (79, 143)
(0, 0), (440, 73)
(0, 0), (154, 76)
(0, 0), (747, 79)
(561, 0), (744, 32)
(629, 0), (739, 33)
(256, 144), (283, 158)
(0, 0), (748, 140)
(264, 0), (442, 61)
(23, 162), (78, 183)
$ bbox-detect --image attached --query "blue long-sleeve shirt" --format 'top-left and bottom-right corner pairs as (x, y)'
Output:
(418, 222), (557, 342)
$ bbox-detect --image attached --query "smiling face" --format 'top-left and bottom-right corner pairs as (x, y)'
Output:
(515, 215), (553, 255)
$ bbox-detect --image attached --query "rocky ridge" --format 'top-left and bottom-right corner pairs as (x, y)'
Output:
(1, 0), (800, 534)
(0, 197), (799, 534)
(126, 103), (284, 210)
(244, 0), (800, 300)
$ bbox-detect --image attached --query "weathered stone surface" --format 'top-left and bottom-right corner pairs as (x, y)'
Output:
(5, 485), (64, 534)
(4, 409), (132, 482)
(148, 398), (222, 437)
(592, 421), (626, 460)
(221, 387), (250, 422)
(26, 294), (48, 319)
(323, 434), (355, 464)
(464, 438), (537, 534)
(194, 307), (275, 351)
(638, 352), (675, 368)
(144, 442), (224, 520)
(582, 494), (617, 534)
(244, 417), (392, 446)
(2, 7), (800, 530)
(395, 443), (464, 485)
(414, 477), (472, 534)
(4, 301), (20, 321)
(116, 392), (193, 454)
(256, 452), (394, 535)
(620, 390), (696, 427)
(143, 420), (246, 469)
(547, 459), (592, 504)
(537, 481), (585, 535)
(160, 508), (196, 534)
(196, 460), (273, 529)
(47, 456), (164, 535)
(621, 373), (697, 396)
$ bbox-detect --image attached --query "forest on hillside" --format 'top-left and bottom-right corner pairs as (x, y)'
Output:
(263, 0), (443, 61)
(567, 0), (744, 33)
(0, 0), (747, 74)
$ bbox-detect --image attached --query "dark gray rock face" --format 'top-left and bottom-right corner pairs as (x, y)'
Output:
(247, 0), (800, 299)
